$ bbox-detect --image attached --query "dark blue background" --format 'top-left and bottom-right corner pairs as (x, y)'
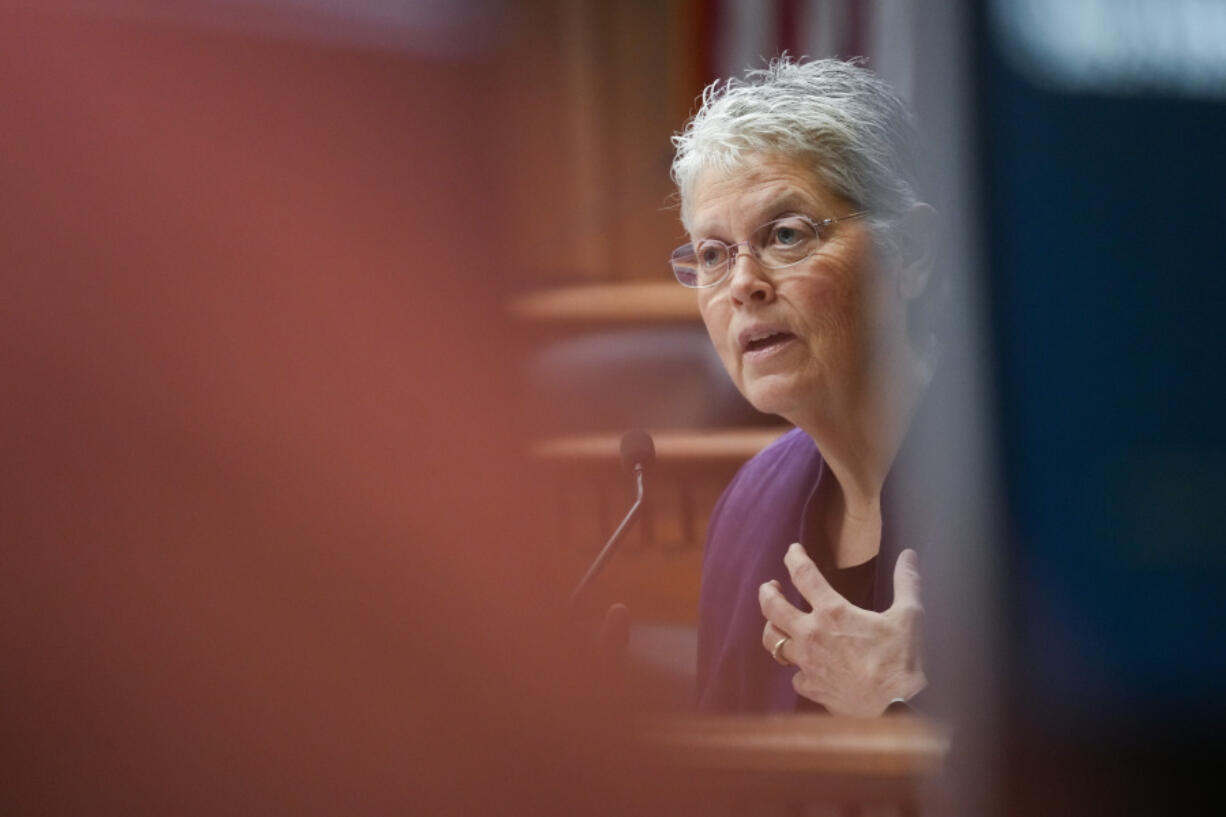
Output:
(978, 11), (1226, 812)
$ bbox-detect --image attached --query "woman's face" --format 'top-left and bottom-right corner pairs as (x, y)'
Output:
(688, 153), (905, 426)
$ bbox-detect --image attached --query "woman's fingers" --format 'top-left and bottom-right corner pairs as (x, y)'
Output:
(762, 620), (792, 665)
(761, 546), (928, 715)
(761, 620), (788, 653)
(783, 542), (836, 608)
(758, 577), (804, 633)
(889, 549), (922, 612)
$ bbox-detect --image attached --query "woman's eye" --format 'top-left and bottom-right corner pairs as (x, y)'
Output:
(768, 219), (813, 247)
(699, 245), (724, 268)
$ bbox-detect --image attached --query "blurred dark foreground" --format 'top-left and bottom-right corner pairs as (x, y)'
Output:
(0, 4), (677, 814)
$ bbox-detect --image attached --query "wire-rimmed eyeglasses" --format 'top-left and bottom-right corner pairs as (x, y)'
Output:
(669, 211), (867, 288)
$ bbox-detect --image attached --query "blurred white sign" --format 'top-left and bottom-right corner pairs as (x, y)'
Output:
(991, 0), (1226, 98)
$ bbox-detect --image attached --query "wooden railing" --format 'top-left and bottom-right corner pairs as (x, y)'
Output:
(532, 426), (789, 624)
(508, 282), (700, 326)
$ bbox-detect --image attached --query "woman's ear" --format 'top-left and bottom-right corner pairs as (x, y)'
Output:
(897, 202), (940, 301)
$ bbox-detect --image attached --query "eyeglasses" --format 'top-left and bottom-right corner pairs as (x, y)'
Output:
(669, 211), (867, 288)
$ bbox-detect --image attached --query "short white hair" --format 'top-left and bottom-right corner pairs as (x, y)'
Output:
(671, 57), (922, 236)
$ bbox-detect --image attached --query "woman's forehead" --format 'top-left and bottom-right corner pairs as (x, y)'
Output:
(686, 153), (836, 235)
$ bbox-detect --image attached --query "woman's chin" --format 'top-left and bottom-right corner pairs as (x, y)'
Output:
(741, 376), (810, 422)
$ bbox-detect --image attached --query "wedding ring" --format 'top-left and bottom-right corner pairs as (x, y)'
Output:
(771, 635), (791, 666)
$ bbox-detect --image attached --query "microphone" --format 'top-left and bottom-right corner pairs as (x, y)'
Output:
(618, 429), (656, 477)
(568, 430), (655, 608)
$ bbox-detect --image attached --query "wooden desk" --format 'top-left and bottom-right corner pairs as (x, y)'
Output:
(640, 714), (951, 812)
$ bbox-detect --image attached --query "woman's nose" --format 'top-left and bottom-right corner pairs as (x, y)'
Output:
(727, 249), (774, 304)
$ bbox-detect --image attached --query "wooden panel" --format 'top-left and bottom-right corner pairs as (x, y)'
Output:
(496, 0), (705, 286)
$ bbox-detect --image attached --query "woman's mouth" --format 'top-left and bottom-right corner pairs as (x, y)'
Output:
(742, 330), (796, 357)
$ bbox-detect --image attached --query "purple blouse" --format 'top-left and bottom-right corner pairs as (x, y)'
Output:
(694, 426), (914, 713)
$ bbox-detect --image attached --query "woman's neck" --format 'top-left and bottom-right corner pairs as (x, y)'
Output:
(794, 339), (935, 564)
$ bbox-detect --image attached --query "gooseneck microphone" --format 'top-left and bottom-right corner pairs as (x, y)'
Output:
(568, 430), (655, 608)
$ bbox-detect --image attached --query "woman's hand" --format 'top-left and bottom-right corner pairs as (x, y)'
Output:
(760, 543), (926, 717)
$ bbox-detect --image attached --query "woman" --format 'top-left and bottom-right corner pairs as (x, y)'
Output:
(669, 58), (941, 716)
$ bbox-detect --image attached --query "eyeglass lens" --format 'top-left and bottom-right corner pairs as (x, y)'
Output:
(671, 216), (820, 287)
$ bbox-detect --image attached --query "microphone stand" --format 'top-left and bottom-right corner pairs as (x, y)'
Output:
(567, 463), (646, 609)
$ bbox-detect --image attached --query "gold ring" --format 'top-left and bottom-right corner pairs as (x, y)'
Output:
(770, 635), (791, 666)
